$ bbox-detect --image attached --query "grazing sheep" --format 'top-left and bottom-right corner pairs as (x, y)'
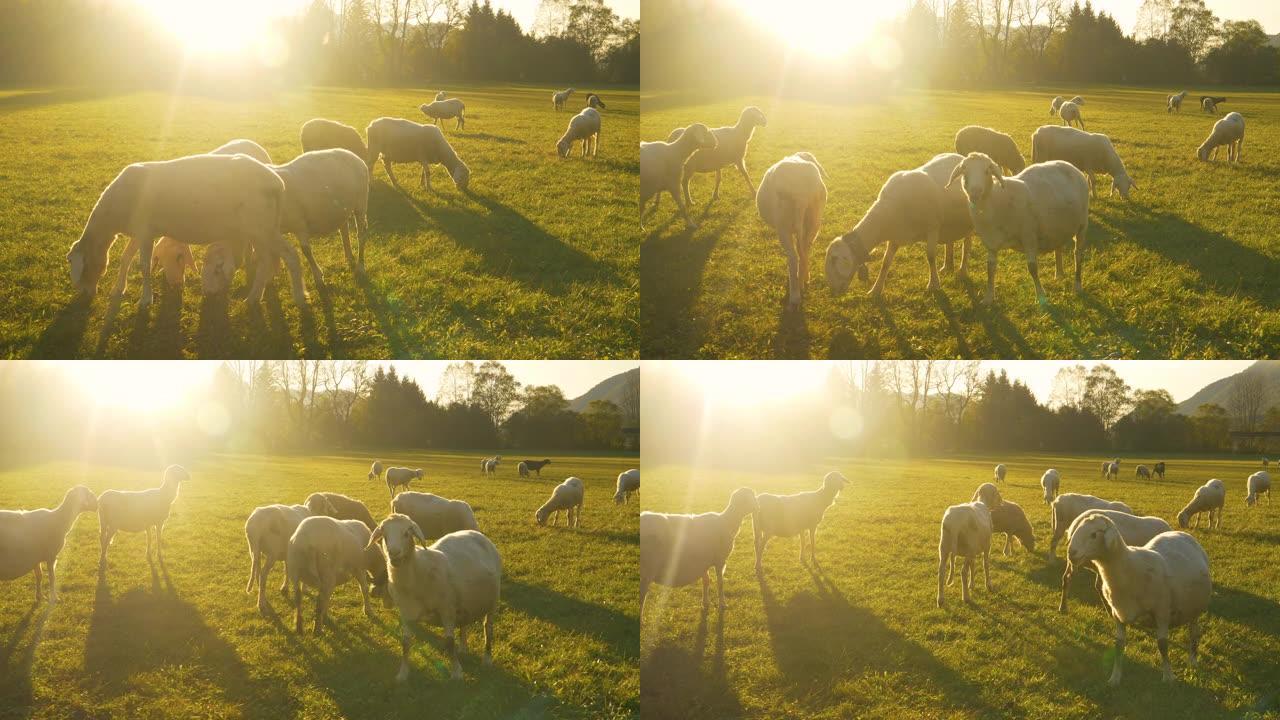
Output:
(1031, 125), (1136, 199)
(1059, 101), (1085, 129)
(244, 495), (337, 613)
(671, 106), (768, 210)
(756, 152), (829, 309)
(990, 499), (1035, 556)
(1197, 112), (1244, 163)
(367, 117), (470, 193)
(482, 457), (500, 476)
(1070, 95), (1085, 106)
(640, 487), (757, 613)
(994, 463), (1007, 483)
(1049, 95), (1065, 116)
(1178, 479), (1225, 530)
(518, 461), (529, 478)
(1153, 462), (1166, 481)
(418, 98), (466, 130)
(0, 486), (97, 605)
(753, 471), (847, 570)
(556, 106), (601, 158)
(368, 518), (502, 681)
(535, 477), (584, 528)
(392, 491), (479, 540)
(286, 515), (386, 634)
(98, 465), (190, 569)
(1201, 96), (1226, 114)
(955, 125), (1026, 175)
(971, 482), (1003, 509)
(304, 492), (377, 530)
(1167, 91), (1188, 113)
(368, 461), (384, 482)
(301, 118), (369, 165)
(1246, 471), (1271, 506)
(947, 152), (1089, 306)
(1066, 514), (1211, 685)
(1049, 493), (1133, 555)
(615, 468), (640, 504)
(1136, 465), (1152, 480)
(521, 459), (552, 476)
(1059, 508), (1172, 615)
(385, 467), (424, 498)
(1042, 468), (1061, 504)
(937, 501), (992, 607)
(1103, 460), (1120, 480)
(151, 237), (196, 288)
(586, 93), (606, 109)
(552, 87), (575, 110)
(640, 123), (717, 230)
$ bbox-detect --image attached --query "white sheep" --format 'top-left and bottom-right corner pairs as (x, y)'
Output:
(1136, 465), (1152, 480)
(971, 482), (1003, 509)
(368, 460), (384, 481)
(304, 492), (377, 530)
(152, 237), (196, 288)
(947, 152), (1089, 306)
(586, 93), (606, 109)
(1197, 112), (1244, 163)
(756, 152), (829, 309)
(1167, 91), (1188, 113)
(535, 477), (585, 528)
(391, 491), (480, 540)
(518, 461), (530, 478)
(671, 106), (768, 210)
(640, 123), (717, 230)
(1049, 492), (1133, 555)
(955, 125), (1026, 175)
(1177, 478), (1225, 530)
(754, 471), (847, 570)
(97, 465), (190, 570)
(1049, 95), (1065, 116)
(994, 463), (1007, 483)
(385, 467), (424, 498)
(244, 495), (337, 613)
(989, 499), (1035, 556)
(286, 515), (386, 633)
(1059, 100), (1085, 129)
(1246, 471), (1271, 506)
(640, 487), (757, 613)
(1066, 514), (1211, 685)
(614, 469), (640, 504)
(552, 87), (575, 110)
(482, 456), (500, 476)
(301, 118), (370, 165)
(1058, 508), (1171, 614)
(1102, 460), (1120, 480)
(434, 90), (448, 101)
(556, 106), (601, 159)
(1070, 95), (1085, 106)
(367, 117), (470, 193)
(368, 517), (502, 681)
(1031, 125), (1136, 199)
(1201, 96), (1226, 114)
(937, 501), (992, 607)
(418, 98), (466, 130)
(0, 486), (97, 605)
(1041, 468), (1061, 504)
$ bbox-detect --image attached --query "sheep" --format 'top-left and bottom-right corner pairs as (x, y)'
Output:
(518, 461), (529, 478)
(994, 463), (1007, 483)
(367, 117), (470, 194)
(304, 492), (377, 530)
(286, 515), (386, 634)
(0, 485), (97, 605)
(68, 152), (305, 310)
(1066, 514), (1211, 685)
(754, 471), (847, 570)
(671, 106), (768, 211)
(521, 459), (552, 476)
(1070, 95), (1085, 106)
(1049, 492), (1133, 555)
(1167, 91), (1188, 113)
(640, 123), (717, 231)
(481, 456), (500, 476)
(392, 491), (480, 540)
(418, 98), (466, 130)
(947, 152), (1089, 306)
(1031, 125), (1136, 200)
(1042, 468), (1061, 504)
(971, 482), (1003, 509)
(1201, 96), (1226, 114)
(1265, 457), (1270, 468)
(937, 501), (992, 607)
(1059, 101), (1085, 129)
(1103, 460), (1120, 480)
(301, 118), (369, 165)
(1246, 471), (1271, 506)
(385, 467), (424, 498)
(756, 152), (829, 309)
(989, 499), (1035, 556)
(535, 477), (584, 528)
(151, 237), (196, 288)
(955, 125), (1026, 175)
(586, 93), (606, 109)
(615, 468), (640, 504)
(1049, 96), (1065, 116)
(640, 487), (757, 613)
(1059, 508), (1172, 615)
(1153, 462), (1166, 481)
(1197, 112), (1244, 163)
(1136, 465), (1152, 480)
(1177, 479), (1225, 530)
(369, 460), (384, 481)
(556, 106), (601, 159)
(552, 87), (575, 110)
(367, 517), (502, 682)
(434, 90), (448, 101)
(98, 465), (190, 570)
(244, 495), (338, 613)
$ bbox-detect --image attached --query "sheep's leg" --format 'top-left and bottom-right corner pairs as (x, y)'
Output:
(777, 225), (801, 309)
(924, 230), (941, 291)
(640, 578), (650, 614)
(1188, 618), (1201, 667)
(99, 525), (115, 569)
(246, 540), (259, 594)
(937, 552), (948, 607)
(293, 577), (305, 633)
(701, 571), (710, 607)
(145, 526), (154, 562)
(1026, 254), (1048, 304)
(709, 168), (722, 204)
(314, 583), (332, 634)
(1058, 561), (1073, 613)
(339, 222), (356, 269)
(755, 532), (770, 572)
(797, 531), (805, 563)
(1073, 232), (1084, 294)
(868, 243), (898, 298)
(1002, 533), (1012, 556)
(258, 556), (279, 611)
(981, 549), (991, 592)
(110, 237), (140, 300)
(383, 158), (401, 189)
(735, 160), (755, 196)
(396, 620), (414, 682)
(961, 557), (972, 603)
(942, 239), (955, 273)
(483, 612), (494, 665)
(136, 232), (156, 309)
(444, 621), (463, 680)
(1087, 172), (1096, 198)
(810, 528), (819, 567)
(1156, 620), (1173, 682)
(422, 164), (433, 191)
(680, 169), (694, 208)
(297, 231), (326, 289)
(32, 564), (42, 604)
(155, 523), (164, 561)
(672, 186), (698, 231)
(1109, 622), (1126, 686)
(984, 249), (998, 306)
(716, 564), (727, 611)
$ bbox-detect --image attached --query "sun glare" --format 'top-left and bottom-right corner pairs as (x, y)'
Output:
(680, 361), (830, 409)
(132, 0), (288, 58)
(64, 361), (208, 414)
(732, 0), (899, 60)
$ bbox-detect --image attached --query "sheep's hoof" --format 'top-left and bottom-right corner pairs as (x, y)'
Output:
(936, 598), (945, 609)
(258, 602), (270, 615)
(1036, 294), (1049, 307)
(1057, 603), (1067, 614)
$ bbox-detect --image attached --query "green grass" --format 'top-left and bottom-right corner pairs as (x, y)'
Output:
(640, 86), (1280, 358)
(0, 84), (638, 359)
(0, 450), (639, 719)
(641, 454), (1280, 719)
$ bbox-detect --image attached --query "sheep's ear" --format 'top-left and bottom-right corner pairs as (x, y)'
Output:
(946, 164), (964, 188)
(366, 525), (384, 549)
(409, 521), (427, 546)
(1103, 524), (1122, 553)
(989, 166), (1005, 187)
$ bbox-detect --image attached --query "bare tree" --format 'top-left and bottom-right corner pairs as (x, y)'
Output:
(322, 361), (371, 428)
(276, 361), (324, 442)
(1017, 0), (1064, 69)
(1049, 364), (1089, 409)
(973, 0), (1017, 79)
(1228, 371), (1270, 432)
(371, 0), (419, 80)
(437, 361), (476, 405)
(419, 0), (463, 68)
(883, 360), (937, 443)
(619, 371), (640, 427)
(934, 361), (982, 427)
(1135, 0), (1174, 39)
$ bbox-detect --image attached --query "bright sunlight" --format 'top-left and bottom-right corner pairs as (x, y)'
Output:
(61, 361), (216, 414)
(131, 0), (296, 57)
(732, 0), (902, 60)
(677, 360), (831, 409)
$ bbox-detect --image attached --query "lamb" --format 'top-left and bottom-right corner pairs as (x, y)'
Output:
(1197, 112), (1244, 163)
(937, 501), (992, 607)
(304, 492), (377, 530)
(301, 118), (369, 165)
(639, 487), (757, 613)
(0, 485), (97, 605)
(518, 461), (529, 478)
(244, 495), (338, 613)
(1153, 462), (1166, 481)
(1058, 508), (1172, 614)
(994, 463), (1007, 483)
(756, 152), (829, 309)
(368, 460), (384, 481)
(286, 515), (387, 633)
(1059, 101), (1085, 129)
(947, 152), (1089, 306)
(1049, 492), (1133, 555)
(521, 459), (552, 476)
(586, 93), (606, 109)
(1042, 468), (1061, 504)
(971, 482), (1003, 509)
(753, 471), (847, 570)
(367, 517), (501, 681)
(98, 465), (190, 570)
(1136, 465), (1152, 480)
(552, 87), (575, 110)
(1201, 96), (1226, 114)
(1177, 479), (1225, 530)
(1049, 96), (1065, 116)
(556, 106), (601, 158)
(385, 467), (424, 498)
(955, 125), (1026, 175)
(265, 148), (371, 290)
(535, 477), (585, 528)
(614, 469), (640, 504)
(1066, 513), (1211, 685)
(1167, 91), (1188, 113)
(418, 98), (466, 130)
(671, 106), (768, 211)
(989, 499), (1035, 556)
(1031, 125), (1136, 199)
(640, 123), (717, 231)
(1246, 471), (1271, 506)
(367, 117), (470, 193)
(392, 491), (480, 539)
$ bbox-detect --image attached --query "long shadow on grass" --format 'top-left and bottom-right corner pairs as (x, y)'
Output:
(503, 579), (638, 662)
(641, 607), (743, 720)
(29, 294), (93, 358)
(0, 604), (53, 717)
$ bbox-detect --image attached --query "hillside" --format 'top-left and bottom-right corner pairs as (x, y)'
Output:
(569, 367), (639, 413)
(1175, 360), (1280, 413)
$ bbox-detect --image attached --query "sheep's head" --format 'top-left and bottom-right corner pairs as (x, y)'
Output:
(68, 485), (98, 513)
(201, 242), (238, 296)
(1111, 174), (1135, 200)
(685, 123), (717, 151)
(947, 153), (1003, 207)
(1067, 513), (1120, 564)
(1246, 492), (1258, 507)
(727, 486), (758, 519)
(1196, 141), (1211, 161)
(971, 482), (1002, 509)
(741, 106), (768, 128)
(369, 514), (425, 567)
(823, 471), (849, 497)
(665, 127), (685, 144)
(588, 95), (606, 109)
(164, 465), (190, 486)
(305, 493), (338, 517)
(153, 239), (195, 288)
(67, 235), (110, 297)
(435, 91), (447, 101)
(823, 234), (875, 295)
(450, 161), (471, 193)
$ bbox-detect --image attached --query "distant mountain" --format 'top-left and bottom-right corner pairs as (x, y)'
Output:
(1270, 33), (1280, 48)
(568, 367), (639, 413)
(1175, 360), (1280, 414)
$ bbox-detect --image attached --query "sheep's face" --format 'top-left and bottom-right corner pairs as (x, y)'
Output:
(742, 106), (768, 128)
(1111, 175), (1134, 200)
(154, 241), (194, 288)
(1066, 514), (1119, 564)
(201, 243), (237, 296)
(70, 485), (98, 513)
(824, 471), (849, 497)
(686, 123), (717, 151)
(67, 237), (108, 296)
(305, 494), (337, 517)
(164, 465), (191, 485)
(534, 507), (550, 526)
(824, 237), (860, 295)
(1196, 143), (1211, 161)
(948, 154), (1003, 207)
(1246, 493), (1257, 507)
(972, 483), (1002, 509)
(450, 162), (471, 192)
(370, 514), (425, 567)
(727, 487), (758, 518)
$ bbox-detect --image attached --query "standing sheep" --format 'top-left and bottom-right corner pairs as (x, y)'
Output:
(1049, 493), (1133, 555)
(1201, 96), (1226, 114)
(556, 106), (601, 158)
(286, 515), (387, 634)
(391, 491), (480, 540)
(98, 465), (190, 570)
(1246, 471), (1271, 506)
(418, 98), (466, 130)
(990, 500), (1035, 556)
(1042, 468), (1061, 504)
(1059, 101), (1085, 129)
(955, 125), (1026, 175)
(518, 461), (530, 478)
(1059, 508), (1172, 615)
(971, 482), (1003, 509)
(640, 123), (717, 231)
(586, 93), (606, 109)
(753, 471), (847, 570)
(614, 469), (640, 504)
(304, 492), (377, 530)
(994, 464), (1007, 484)
(385, 467), (424, 498)
(521, 459), (552, 476)
(535, 477), (585, 528)
(1031, 125), (1136, 199)
(1136, 465), (1152, 480)
(301, 118), (370, 165)
(1153, 462), (1166, 481)
(1197, 112), (1244, 163)
(368, 461), (384, 482)
(367, 117), (470, 194)
(1167, 91), (1188, 113)
(151, 237), (196, 289)
(937, 501), (993, 607)
(1177, 479), (1225, 530)
(552, 87), (575, 110)
(671, 106), (768, 211)
(434, 90), (448, 101)
(640, 487), (757, 613)
(756, 152), (829, 310)
(244, 495), (337, 614)
(1070, 95), (1085, 106)
(0, 486), (98, 605)
(1049, 96), (1065, 116)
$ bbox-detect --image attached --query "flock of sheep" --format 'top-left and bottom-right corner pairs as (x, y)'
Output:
(64, 87), (609, 322)
(0, 458), (639, 685)
(640, 90), (1250, 309)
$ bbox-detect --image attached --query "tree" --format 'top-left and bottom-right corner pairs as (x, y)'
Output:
(1169, 0), (1218, 61)
(473, 361), (520, 429)
(1082, 364), (1131, 430)
(277, 360), (324, 445)
(322, 360), (371, 428)
(582, 400), (622, 448)
(438, 361), (476, 405)
(1017, 0), (1065, 74)
(1228, 371), (1269, 432)
(371, 0), (420, 80)
(1191, 403), (1230, 451)
(1049, 364), (1089, 409)
(618, 371), (639, 427)
(1203, 20), (1278, 85)
(1135, 0), (1173, 40)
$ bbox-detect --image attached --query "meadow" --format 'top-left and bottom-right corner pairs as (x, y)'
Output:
(0, 450), (639, 719)
(0, 84), (638, 359)
(641, 454), (1280, 719)
(640, 87), (1280, 359)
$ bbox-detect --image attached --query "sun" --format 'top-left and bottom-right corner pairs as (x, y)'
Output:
(131, 0), (285, 57)
(64, 361), (211, 414)
(678, 361), (831, 409)
(732, 0), (899, 60)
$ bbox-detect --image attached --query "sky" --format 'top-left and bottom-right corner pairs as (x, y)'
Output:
(1088, 0), (1280, 35)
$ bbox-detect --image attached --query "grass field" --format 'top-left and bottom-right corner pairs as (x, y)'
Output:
(641, 454), (1280, 719)
(640, 87), (1280, 359)
(0, 450), (639, 719)
(0, 84), (638, 359)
